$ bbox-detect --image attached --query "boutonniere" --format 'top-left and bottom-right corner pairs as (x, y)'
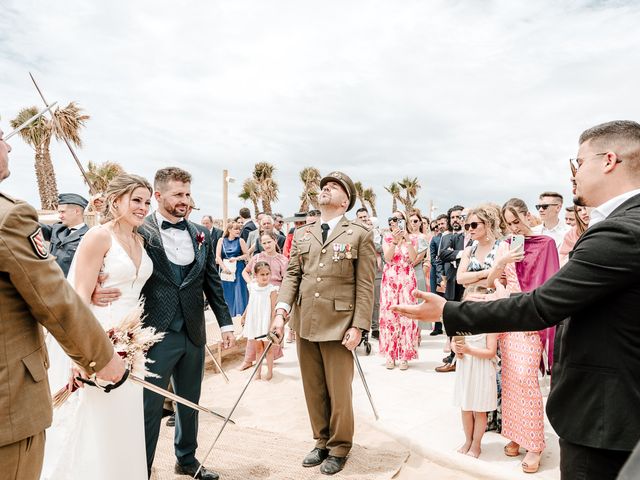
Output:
(196, 231), (206, 250)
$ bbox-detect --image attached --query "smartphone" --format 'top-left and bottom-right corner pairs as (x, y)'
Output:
(510, 234), (525, 256)
(397, 219), (406, 231)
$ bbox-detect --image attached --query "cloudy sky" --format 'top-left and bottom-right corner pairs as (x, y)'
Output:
(2, 0), (639, 221)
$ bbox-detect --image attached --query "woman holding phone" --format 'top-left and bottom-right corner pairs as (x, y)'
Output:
(378, 210), (420, 370)
(484, 198), (559, 474)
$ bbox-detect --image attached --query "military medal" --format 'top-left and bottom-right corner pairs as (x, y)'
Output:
(345, 243), (352, 259)
(332, 243), (340, 262)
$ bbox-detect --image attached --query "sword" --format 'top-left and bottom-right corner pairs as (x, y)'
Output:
(347, 333), (380, 420)
(205, 344), (230, 383)
(28, 72), (97, 194)
(195, 332), (278, 478)
(4, 103), (58, 141)
(77, 372), (234, 424)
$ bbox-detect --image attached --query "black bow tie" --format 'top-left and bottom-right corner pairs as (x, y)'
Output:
(161, 220), (187, 231)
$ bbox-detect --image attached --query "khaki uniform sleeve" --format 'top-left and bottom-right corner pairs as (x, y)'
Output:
(0, 201), (114, 373)
(277, 230), (303, 307)
(352, 228), (376, 331)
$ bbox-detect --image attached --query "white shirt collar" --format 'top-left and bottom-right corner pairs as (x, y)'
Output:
(589, 188), (640, 227)
(320, 215), (342, 230)
(155, 210), (185, 227)
(69, 222), (85, 230)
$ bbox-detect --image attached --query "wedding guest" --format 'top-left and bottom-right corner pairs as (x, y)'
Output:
(216, 221), (249, 316)
(239, 207), (258, 241)
(428, 214), (448, 335)
(39, 193), (90, 277)
(282, 212), (307, 258)
(379, 211), (420, 370)
(201, 214), (223, 253)
(559, 204), (589, 265)
(533, 191), (569, 248)
(408, 209), (429, 294)
(564, 206), (576, 227)
(241, 262), (279, 380)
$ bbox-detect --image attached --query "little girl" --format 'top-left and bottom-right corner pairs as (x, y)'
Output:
(241, 262), (279, 381)
(452, 332), (498, 458)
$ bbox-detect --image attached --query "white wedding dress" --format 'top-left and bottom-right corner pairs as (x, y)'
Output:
(42, 229), (153, 480)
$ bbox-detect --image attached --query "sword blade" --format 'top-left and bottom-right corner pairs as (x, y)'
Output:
(205, 344), (230, 383)
(195, 338), (273, 478)
(352, 350), (380, 420)
(129, 375), (234, 424)
(4, 103), (57, 141)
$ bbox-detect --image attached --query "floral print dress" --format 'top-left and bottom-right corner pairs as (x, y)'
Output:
(378, 233), (420, 361)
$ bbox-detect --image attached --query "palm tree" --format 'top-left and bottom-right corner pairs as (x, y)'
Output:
(398, 176), (421, 212)
(298, 167), (321, 211)
(362, 187), (378, 216)
(354, 181), (365, 208)
(10, 102), (89, 210)
(239, 178), (260, 216)
(253, 162), (278, 214)
(85, 161), (125, 193)
(384, 182), (401, 212)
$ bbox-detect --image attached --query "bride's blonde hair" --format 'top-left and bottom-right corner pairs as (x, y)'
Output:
(103, 173), (153, 227)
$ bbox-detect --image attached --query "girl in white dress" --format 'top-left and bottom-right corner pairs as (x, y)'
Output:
(241, 262), (278, 380)
(452, 333), (498, 458)
(43, 174), (153, 480)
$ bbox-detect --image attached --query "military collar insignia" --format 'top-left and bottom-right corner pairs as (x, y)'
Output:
(29, 227), (49, 259)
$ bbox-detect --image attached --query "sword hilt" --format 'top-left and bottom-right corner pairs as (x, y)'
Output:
(76, 368), (130, 393)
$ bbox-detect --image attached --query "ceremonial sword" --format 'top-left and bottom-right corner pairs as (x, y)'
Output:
(77, 370), (234, 424)
(346, 332), (380, 420)
(4, 103), (58, 141)
(205, 344), (230, 383)
(194, 332), (278, 478)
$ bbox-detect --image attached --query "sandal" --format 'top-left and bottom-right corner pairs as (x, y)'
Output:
(522, 451), (541, 474)
(399, 360), (409, 370)
(504, 441), (520, 457)
(386, 359), (395, 370)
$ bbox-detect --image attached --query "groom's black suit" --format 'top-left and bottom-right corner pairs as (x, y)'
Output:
(139, 214), (232, 474)
(443, 193), (640, 479)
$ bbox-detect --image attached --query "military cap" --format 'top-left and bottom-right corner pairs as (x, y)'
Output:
(320, 171), (357, 212)
(58, 193), (89, 209)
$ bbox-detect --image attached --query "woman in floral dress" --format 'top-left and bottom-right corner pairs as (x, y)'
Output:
(378, 211), (420, 370)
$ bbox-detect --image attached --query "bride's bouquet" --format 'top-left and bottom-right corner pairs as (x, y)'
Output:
(52, 301), (165, 408)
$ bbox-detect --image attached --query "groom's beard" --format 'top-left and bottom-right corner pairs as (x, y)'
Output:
(165, 203), (189, 218)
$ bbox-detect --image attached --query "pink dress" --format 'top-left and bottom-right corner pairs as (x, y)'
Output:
(378, 234), (420, 361)
(497, 241), (546, 452)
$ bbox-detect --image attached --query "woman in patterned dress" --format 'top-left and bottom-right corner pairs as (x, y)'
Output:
(487, 198), (560, 474)
(378, 211), (420, 370)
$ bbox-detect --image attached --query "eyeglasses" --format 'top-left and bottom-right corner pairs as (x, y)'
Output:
(569, 152), (622, 173)
(535, 204), (560, 211)
(464, 221), (484, 231)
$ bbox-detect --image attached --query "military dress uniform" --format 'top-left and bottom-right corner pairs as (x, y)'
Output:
(0, 192), (114, 480)
(278, 212), (376, 458)
(40, 193), (90, 277)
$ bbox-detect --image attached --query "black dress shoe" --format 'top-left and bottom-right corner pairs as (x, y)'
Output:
(166, 413), (175, 427)
(371, 330), (379, 340)
(430, 330), (443, 336)
(320, 455), (347, 475)
(302, 448), (329, 467)
(162, 408), (173, 418)
(175, 461), (219, 480)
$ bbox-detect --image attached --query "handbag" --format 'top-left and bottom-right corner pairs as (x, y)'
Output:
(220, 259), (237, 282)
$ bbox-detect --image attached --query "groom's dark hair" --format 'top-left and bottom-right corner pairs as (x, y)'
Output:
(155, 167), (192, 191)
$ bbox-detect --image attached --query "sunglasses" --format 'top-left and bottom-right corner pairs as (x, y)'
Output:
(410, 219), (421, 224)
(464, 221), (484, 231)
(388, 217), (399, 224)
(535, 204), (560, 211)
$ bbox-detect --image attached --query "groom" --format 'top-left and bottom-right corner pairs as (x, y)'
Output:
(95, 167), (234, 479)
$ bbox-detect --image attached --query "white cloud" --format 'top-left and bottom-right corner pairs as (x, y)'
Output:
(1, 0), (640, 220)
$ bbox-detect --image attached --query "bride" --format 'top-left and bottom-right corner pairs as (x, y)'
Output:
(42, 173), (154, 480)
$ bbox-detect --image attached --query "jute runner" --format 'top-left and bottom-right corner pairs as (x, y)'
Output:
(152, 419), (409, 480)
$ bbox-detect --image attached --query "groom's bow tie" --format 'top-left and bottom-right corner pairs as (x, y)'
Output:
(161, 220), (187, 231)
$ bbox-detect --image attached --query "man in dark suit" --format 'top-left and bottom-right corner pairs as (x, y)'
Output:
(428, 214), (448, 335)
(201, 214), (223, 252)
(94, 167), (234, 480)
(239, 207), (260, 242)
(435, 205), (466, 372)
(40, 193), (89, 277)
(394, 120), (640, 480)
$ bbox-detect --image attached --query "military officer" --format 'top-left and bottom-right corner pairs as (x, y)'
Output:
(272, 171), (376, 475)
(0, 126), (126, 480)
(40, 192), (90, 276)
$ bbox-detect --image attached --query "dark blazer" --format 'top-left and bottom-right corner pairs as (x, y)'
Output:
(210, 226), (223, 253)
(429, 233), (444, 290)
(443, 193), (640, 451)
(240, 220), (256, 242)
(437, 232), (466, 301)
(40, 223), (89, 277)
(139, 215), (232, 347)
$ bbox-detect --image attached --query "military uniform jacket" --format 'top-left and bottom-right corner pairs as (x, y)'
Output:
(278, 216), (376, 342)
(40, 222), (89, 277)
(0, 193), (113, 447)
